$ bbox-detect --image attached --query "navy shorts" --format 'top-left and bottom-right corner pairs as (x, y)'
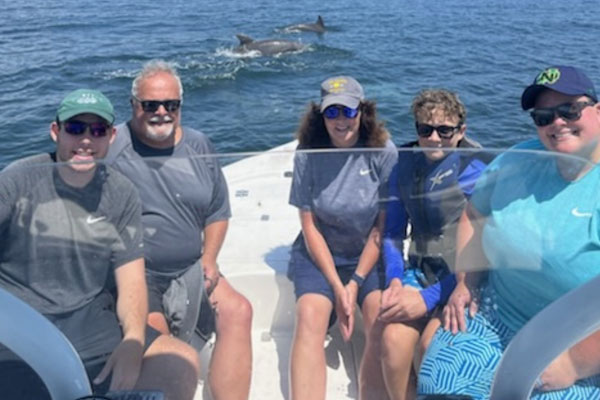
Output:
(289, 247), (384, 308)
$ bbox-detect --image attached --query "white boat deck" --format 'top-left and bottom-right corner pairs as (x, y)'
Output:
(193, 141), (365, 399)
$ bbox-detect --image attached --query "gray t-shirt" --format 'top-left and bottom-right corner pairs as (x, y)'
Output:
(289, 139), (397, 259)
(106, 123), (231, 275)
(0, 153), (144, 315)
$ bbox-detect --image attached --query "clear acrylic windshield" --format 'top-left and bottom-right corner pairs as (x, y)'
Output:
(1, 143), (599, 400)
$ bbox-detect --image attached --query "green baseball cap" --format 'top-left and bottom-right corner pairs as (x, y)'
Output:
(56, 89), (115, 123)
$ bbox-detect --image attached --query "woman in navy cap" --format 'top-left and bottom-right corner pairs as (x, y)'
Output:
(288, 76), (397, 399)
(418, 66), (600, 399)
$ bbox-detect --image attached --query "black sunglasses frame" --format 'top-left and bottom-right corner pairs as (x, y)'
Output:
(132, 96), (182, 113)
(415, 122), (462, 139)
(530, 101), (596, 127)
(61, 120), (111, 137)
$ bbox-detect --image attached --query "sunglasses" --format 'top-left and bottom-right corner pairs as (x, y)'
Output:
(133, 96), (182, 113)
(323, 105), (359, 119)
(63, 120), (111, 137)
(415, 122), (461, 139)
(530, 101), (595, 127)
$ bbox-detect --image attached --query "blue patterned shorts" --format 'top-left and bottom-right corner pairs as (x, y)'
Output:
(418, 291), (600, 400)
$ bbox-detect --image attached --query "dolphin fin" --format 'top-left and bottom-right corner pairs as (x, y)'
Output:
(236, 34), (254, 45)
(317, 16), (324, 27)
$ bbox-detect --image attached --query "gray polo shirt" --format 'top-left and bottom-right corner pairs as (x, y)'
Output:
(106, 123), (231, 275)
(289, 139), (397, 260)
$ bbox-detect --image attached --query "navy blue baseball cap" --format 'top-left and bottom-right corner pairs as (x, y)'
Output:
(521, 66), (597, 110)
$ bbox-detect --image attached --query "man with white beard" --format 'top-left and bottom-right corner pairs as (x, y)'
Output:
(106, 60), (253, 400)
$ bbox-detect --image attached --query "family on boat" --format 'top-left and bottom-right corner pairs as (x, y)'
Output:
(1, 60), (600, 400)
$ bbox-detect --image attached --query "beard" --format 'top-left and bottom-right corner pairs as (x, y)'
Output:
(143, 114), (176, 142)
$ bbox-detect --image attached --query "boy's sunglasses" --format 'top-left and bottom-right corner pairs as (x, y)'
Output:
(530, 101), (595, 127)
(323, 105), (359, 119)
(133, 96), (182, 113)
(415, 122), (461, 139)
(63, 120), (111, 137)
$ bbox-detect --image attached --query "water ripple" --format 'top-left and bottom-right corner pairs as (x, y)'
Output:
(0, 0), (599, 167)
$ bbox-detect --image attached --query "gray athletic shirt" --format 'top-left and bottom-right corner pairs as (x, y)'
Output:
(106, 123), (231, 275)
(0, 154), (144, 315)
(289, 139), (398, 259)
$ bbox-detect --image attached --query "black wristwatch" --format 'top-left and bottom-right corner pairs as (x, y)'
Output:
(350, 272), (365, 287)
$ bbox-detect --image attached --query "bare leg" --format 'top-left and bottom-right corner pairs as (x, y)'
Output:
(147, 312), (170, 335)
(208, 277), (253, 400)
(359, 291), (390, 400)
(136, 334), (200, 400)
(414, 315), (442, 373)
(381, 320), (422, 400)
(289, 294), (333, 400)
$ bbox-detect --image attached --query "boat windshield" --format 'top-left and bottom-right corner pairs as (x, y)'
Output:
(1, 143), (599, 400)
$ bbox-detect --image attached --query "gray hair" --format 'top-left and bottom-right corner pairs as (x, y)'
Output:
(131, 59), (184, 98)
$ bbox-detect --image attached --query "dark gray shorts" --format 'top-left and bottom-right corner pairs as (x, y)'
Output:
(146, 260), (210, 343)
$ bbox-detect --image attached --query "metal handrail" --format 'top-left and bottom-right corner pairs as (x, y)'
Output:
(490, 274), (600, 399)
(0, 288), (91, 399)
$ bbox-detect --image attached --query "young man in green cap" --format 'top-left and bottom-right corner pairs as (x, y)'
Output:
(0, 89), (200, 399)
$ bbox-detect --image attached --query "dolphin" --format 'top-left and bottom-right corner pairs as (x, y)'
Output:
(234, 34), (306, 56)
(282, 16), (326, 34)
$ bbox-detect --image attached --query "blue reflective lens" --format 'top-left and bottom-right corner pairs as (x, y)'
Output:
(323, 105), (359, 119)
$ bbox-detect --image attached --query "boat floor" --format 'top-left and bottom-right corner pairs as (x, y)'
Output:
(192, 141), (365, 399)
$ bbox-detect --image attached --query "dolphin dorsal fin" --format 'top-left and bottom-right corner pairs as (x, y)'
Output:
(236, 34), (254, 45)
(317, 16), (324, 27)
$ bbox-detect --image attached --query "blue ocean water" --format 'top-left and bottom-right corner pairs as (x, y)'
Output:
(1, 0), (598, 168)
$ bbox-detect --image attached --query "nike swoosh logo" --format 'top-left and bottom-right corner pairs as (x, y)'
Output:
(86, 215), (107, 224)
(571, 208), (592, 218)
(359, 169), (371, 176)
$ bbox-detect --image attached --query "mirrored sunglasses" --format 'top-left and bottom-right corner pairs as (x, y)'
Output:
(323, 105), (359, 119)
(63, 120), (110, 137)
(415, 122), (460, 139)
(133, 96), (182, 113)
(530, 101), (595, 127)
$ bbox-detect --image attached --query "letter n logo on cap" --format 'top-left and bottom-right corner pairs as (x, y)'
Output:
(536, 68), (560, 85)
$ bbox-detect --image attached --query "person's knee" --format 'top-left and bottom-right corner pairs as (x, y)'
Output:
(381, 323), (403, 354)
(295, 298), (331, 338)
(138, 335), (200, 395)
(174, 339), (201, 374)
(152, 335), (200, 373)
(360, 291), (383, 330)
(216, 290), (253, 330)
(381, 323), (419, 370)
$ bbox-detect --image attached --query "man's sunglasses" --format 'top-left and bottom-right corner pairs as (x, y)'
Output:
(415, 122), (461, 139)
(530, 101), (595, 127)
(323, 105), (359, 119)
(63, 120), (111, 137)
(133, 96), (182, 113)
